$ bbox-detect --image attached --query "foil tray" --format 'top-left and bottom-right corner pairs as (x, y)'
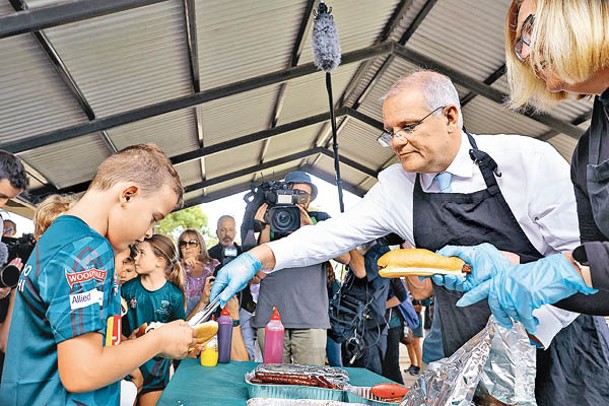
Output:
(344, 386), (402, 405)
(245, 371), (344, 402)
(247, 399), (365, 406)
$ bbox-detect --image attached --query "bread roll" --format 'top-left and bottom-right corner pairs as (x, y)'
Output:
(193, 320), (218, 345)
(378, 248), (467, 278)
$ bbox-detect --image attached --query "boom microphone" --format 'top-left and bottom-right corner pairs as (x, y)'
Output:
(312, 1), (345, 212)
(312, 2), (341, 73)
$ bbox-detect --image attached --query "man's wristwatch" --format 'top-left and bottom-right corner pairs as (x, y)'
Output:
(572, 245), (593, 288)
(232, 319), (240, 327)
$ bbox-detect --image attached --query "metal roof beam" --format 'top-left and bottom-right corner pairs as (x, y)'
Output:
(27, 111), (347, 199)
(317, 148), (377, 178)
(172, 109), (346, 165)
(398, 0), (439, 45)
(182, 0), (206, 191)
(460, 64), (506, 108)
(0, 0), (169, 39)
(182, 164), (368, 208)
(301, 165), (367, 198)
(392, 44), (584, 140)
(262, 0), (318, 165)
(184, 147), (326, 193)
(1, 42), (393, 154)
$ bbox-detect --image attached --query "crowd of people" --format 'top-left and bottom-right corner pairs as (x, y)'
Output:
(0, 0), (606, 405)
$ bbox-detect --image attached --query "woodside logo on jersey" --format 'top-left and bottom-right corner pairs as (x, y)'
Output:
(65, 268), (107, 288)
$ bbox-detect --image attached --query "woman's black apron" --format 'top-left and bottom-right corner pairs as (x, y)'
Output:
(413, 132), (609, 405)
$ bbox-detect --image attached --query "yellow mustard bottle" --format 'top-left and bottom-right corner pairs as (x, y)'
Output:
(199, 335), (218, 367)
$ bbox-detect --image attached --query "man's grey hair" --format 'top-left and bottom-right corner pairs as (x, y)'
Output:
(216, 215), (235, 229)
(382, 70), (464, 128)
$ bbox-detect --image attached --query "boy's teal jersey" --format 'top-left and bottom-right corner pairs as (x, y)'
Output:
(0, 216), (122, 406)
(121, 278), (185, 391)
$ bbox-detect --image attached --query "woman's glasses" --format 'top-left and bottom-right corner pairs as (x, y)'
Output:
(514, 14), (535, 63)
(179, 239), (200, 248)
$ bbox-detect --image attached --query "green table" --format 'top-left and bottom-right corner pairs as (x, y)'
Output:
(158, 360), (394, 405)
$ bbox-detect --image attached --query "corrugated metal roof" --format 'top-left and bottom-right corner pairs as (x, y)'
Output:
(196, 0), (304, 89)
(205, 141), (265, 179)
(173, 159), (203, 188)
(406, 0), (510, 81)
(387, 0), (431, 43)
(0, 33), (86, 144)
(278, 62), (361, 126)
(338, 117), (393, 170)
(315, 154), (369, 189)
(0, 1), (596, 209)
(38, 0), (192, 117)
(18, 134), (110, 189)
(264, 123), (325, 162)
(107, 109), (199, 157)
(463, 97), (550, 137)
(200, 85), (280, 146)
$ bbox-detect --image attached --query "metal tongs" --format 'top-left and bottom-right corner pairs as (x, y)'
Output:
(188, 296), (221, 327)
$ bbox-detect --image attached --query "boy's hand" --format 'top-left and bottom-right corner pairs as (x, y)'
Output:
(156, 320), (196, 359)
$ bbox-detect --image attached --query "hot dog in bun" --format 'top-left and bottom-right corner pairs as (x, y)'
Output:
(377, 248), (471, 277)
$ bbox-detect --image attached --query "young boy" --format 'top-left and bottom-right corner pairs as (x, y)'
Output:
(0, 144), (196, 405)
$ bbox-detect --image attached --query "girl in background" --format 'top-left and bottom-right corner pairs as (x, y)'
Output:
(121, 234), (186, 406)
(177, 229), (219, 317)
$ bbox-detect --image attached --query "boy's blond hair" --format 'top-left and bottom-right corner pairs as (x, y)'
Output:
(89, 144), (184, 208)
(34, 194), (79, 240)
(505, 0), (609, 111)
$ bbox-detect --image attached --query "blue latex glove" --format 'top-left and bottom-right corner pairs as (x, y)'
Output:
(210, 252), (263, 307)
(457, 254), (598, 333)
(432, 243), (511, 292)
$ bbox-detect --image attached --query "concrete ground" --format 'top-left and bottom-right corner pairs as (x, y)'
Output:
(398, 342), (420, 387)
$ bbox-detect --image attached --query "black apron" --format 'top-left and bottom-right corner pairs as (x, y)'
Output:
(413, 132), (609, 405)
(587, 96), (609, 237)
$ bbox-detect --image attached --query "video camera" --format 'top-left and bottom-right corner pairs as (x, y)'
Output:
(241, 180), (309, 249)
(262, 181), (310, 239)
(0, 233), (36, 289)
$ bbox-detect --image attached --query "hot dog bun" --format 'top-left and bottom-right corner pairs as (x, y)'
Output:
(378, 248), (466, 278)
(193, 320), (218, 345)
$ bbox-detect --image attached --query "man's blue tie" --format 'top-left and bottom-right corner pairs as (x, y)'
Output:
(434, 171), (453, 193)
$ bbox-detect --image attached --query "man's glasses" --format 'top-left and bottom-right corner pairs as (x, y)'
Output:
(179, 239), (200, 248)
(377, 105), (445, 147)
(514, 14), (534, 63)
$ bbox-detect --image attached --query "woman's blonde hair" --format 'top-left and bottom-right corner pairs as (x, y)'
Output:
(177, 229), (214, 265)
(505, 0), (609, 110)
(89, 144), (184, 208)
(146, 234), (186, 307)
(33, 194), (79, 240)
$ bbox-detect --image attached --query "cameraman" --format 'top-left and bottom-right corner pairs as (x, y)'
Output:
(251, 172), (350, 365)
(0, 151), (28, 378)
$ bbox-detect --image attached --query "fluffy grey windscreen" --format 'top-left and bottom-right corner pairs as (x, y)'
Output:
(0, 243), (8, 267)
(312, 13), (341, 72)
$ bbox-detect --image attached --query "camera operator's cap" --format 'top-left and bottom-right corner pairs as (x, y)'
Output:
(285, 171), (318, 201)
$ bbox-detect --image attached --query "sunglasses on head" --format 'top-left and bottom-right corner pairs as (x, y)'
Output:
(179, 239), (199, 248)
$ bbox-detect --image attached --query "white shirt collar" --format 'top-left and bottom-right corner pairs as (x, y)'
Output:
(419, 131), (475, 190)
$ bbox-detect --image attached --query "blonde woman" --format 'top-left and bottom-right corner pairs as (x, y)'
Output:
(457, 1), (609, 323)
(177, 229), (219, 317)
(441, 1), (609, 404)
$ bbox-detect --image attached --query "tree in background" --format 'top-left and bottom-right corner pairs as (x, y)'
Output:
(155, 206), (218, 247)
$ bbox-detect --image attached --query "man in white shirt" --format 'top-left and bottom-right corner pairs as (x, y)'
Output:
(211, 70), (609, 404)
